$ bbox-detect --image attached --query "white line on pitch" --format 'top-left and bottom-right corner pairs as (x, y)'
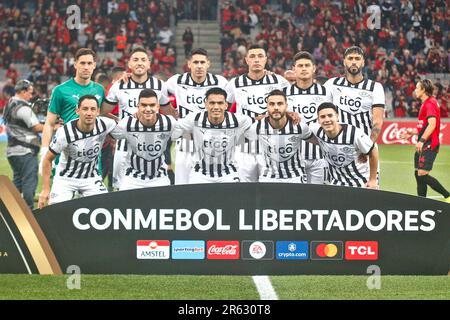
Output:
(252, 275), (278, 300)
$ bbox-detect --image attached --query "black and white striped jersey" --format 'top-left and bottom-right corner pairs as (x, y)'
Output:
(324, 77), (385, 136)
(105, 76), (169, 151)
(176, 111), (253, 177)
(284, 83), (332, 160)
(49, 117), (117, 178)
(245, 118), (313, 180)
(309, 123), (375, 187)
(113, 114), (177, 180)
(163, 72), (228, 152)
(225, 74), (290, 153)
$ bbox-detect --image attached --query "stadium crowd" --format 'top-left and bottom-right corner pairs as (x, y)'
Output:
(220, 0), (449, 117)
(0, 0), (449, 118)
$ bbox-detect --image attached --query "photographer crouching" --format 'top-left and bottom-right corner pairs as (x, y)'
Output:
(4, 80), (43, 209)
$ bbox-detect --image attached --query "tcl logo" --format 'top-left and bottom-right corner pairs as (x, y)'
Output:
(207, 241), (240, 260)
(345, 241), (378, 260)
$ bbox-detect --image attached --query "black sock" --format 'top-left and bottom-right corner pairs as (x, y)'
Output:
(424, 175), (450, 198)
(415, 172), (427, 197)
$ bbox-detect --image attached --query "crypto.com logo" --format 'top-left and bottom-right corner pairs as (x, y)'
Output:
(66, 5), (81, 30)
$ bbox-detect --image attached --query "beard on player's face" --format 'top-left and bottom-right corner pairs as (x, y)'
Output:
(346, 64), (362, 76)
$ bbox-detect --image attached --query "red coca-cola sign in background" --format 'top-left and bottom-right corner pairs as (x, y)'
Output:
(207, 241), (240, 260)
(378, 120), (450, 145)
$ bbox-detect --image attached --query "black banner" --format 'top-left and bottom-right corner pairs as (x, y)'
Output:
(33, 183), (450, 275)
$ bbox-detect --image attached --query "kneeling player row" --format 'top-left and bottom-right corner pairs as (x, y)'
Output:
(38, 88), (378, 209)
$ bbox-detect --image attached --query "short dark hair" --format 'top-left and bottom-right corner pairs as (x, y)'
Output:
(205, 87), (227, 100)
(138, 88), (158, 101)
(247, 44), (266, 55)
(293, 51), (315, 64)
(344, 45), (364, 58)
(317, 102), (338, 114)
(14, 79), (33, 93)
(419, 79), (434, 96)
(77, 95), (99, 108)
(130, 47), (148, 56)
(189, 48), (208, 58)
(75, 48), (96, 61)
(267, 89), (287, 102)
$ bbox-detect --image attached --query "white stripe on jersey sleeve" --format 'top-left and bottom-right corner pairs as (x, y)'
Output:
(372, 82), (385, 106)
(354, 128), (374, 155)
(224, 79), (236, 104)
(177, 112), (197, 133)
(49, 126), (68, 154)
(105, 80), (120, 104)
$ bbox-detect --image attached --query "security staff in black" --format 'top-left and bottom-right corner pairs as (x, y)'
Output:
(4, 80), (43, 209)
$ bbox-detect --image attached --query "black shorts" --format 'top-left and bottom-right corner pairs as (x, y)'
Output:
(414, 148), (438, 171)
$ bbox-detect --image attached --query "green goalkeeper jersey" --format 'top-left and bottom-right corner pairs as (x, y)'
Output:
(48, 78), (105, 122)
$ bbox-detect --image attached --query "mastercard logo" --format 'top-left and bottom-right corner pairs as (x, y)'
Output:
(311, 241), (343, 260)
(316, 243), (338, 257)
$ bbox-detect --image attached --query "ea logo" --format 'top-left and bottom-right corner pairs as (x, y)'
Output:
(249, 241), (267, 259)
(149, 241), (158, 249)
(316, 243), (338, 257)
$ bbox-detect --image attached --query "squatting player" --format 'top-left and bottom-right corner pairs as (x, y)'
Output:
(38, 95), (119, 208)
(114, 89), (179, 190)
(245, 90), (317, 183)
(176, 87), (252, 183)
(310, 102), (379, 189)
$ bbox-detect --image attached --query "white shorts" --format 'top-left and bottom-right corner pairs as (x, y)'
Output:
(112, 147), (127, 190)
(49, 175), (108, 204)
(304, 158), (328, 184)
(175, 147), (193, 185)
(189, 171), (240, 184)
(119, 174), (171, 191)
(234, 150), (265, 182)
(259, 176), (304, 183)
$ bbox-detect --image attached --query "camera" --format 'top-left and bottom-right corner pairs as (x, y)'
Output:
(31, 97), (49, 123)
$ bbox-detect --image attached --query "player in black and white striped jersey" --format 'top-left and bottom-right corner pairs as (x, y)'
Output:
(324, 46), (385, 142)
(176, 87), (252, 183)
(309, 103), (379, 189)
(225, 45), (291, 182)
(101, 47), (171, 190)
(284, 51), (332, 184)
(114, 89), (179, 190)
(38, 95), (119, 208)
(162, 48), (228, 185)
(245, 90), (317, 183)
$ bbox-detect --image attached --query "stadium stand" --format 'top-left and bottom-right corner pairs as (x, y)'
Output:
(219, 0), (449, 118)
(0, 0), (448, 118)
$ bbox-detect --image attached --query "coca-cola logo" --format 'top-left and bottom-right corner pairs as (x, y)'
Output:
(208, 245), (237, 255)
(207, 241), (240, 260)
(380, 122), (447, 145)
(381, 123), (415, 145)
